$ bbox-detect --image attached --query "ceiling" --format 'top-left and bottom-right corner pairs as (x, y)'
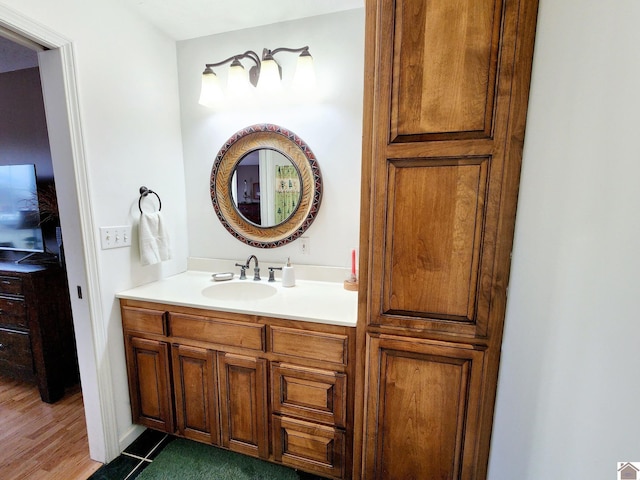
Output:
(0, 1), (364, 72)
(119, 0), (365, 40)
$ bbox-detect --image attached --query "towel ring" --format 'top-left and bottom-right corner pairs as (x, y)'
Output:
(138, 186), (162, 213)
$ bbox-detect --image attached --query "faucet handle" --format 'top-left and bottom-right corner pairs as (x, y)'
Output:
(268, 267), (282, 282)
(234, 263), (247, 280)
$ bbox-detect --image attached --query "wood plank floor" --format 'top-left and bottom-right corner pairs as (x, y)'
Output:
(0, 376), (102, 480)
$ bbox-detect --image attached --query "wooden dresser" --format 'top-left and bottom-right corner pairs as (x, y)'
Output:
(236, 202), (261, 225)
(0, 261), (78, 403)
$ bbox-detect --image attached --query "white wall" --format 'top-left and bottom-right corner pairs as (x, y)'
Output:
(0, 0), (188, 459)
(489, 1), (640, 478)
(177, 10), (364, 269)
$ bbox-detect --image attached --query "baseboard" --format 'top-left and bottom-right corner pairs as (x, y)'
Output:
(119, 424), (146, 452)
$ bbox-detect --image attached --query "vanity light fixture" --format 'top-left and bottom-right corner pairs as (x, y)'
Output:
(199, 46), (315, 107)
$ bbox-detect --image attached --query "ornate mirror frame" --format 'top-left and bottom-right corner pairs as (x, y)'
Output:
(211, 124), (322, 248)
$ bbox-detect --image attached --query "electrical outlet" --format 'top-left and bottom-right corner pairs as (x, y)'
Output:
(100, 226), (132, 249)
(299, 236), (310, 255)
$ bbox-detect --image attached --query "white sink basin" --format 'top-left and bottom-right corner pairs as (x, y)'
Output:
(201, 281), (278, 301)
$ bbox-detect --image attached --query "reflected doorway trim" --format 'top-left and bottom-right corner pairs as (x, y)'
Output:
(0, 4), (118, 463)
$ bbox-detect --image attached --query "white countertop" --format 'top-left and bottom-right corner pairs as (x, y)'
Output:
(116, 269), (358, 327)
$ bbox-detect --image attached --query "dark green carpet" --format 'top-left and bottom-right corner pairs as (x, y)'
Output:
(136, 439), (299, 480)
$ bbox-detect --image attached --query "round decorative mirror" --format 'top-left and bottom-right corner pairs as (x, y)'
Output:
(211, 124), (322, 248)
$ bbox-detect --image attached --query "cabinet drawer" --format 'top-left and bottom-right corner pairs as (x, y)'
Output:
(270, 326), (349, 366)
(0, 276), (23, 296)
(272, 363), (346, 427)
(0, 328), (33, 371)
(0, 297), (27, 329)
(169, 313), (265, 351)
(273, 415), (345, 479)
(122, 306), (166, 335)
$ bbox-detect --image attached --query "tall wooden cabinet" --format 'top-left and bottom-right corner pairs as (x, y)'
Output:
(356, 0), (539, 478)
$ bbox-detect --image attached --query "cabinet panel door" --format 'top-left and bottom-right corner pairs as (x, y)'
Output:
(273, 415), (345, 480)
(172, 344), (219, 445)
(125, 336), (174, 433)
(389, 0), (502, 141)
(381, 159), (488, 325)
(218, 352), (269, 459)
(363, 335), (485, 480)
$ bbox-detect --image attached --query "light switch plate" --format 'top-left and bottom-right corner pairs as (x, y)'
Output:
(100, 226), (132, 249)
(299, 236), (310, 255)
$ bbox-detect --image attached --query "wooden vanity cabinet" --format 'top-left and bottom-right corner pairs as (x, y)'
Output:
(120, 299), (355, 479)
(356, 0), (539, 478)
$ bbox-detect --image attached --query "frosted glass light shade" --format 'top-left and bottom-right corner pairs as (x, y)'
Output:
(227, 62), (252, 97)
(292, 52), (316, 92)
(199, 69), (224, 107)
(257, 58), (282, 93)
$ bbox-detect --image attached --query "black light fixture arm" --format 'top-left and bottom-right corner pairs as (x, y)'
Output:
(266, 46), (310, 58)
(204, 47), (309, 69)
(205, 50), (260, 69)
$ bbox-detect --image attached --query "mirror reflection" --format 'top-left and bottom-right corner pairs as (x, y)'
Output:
(232, 149), (302, 227)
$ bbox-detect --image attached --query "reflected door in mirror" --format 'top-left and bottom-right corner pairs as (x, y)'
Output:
(232, 149), (301, 227)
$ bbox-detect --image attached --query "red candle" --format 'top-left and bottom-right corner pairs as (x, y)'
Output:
(351, 249), (356, 276)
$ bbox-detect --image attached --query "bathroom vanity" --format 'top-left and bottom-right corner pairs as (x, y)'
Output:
(118, 266), (356, 479)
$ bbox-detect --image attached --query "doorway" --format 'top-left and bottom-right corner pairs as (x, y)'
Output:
(0, 8), (117, 464)
(0, 25), (91, 453)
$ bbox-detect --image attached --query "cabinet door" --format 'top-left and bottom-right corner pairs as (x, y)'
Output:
(125, 336), (174, 432)
(218, 352), (268, 459)
(363, 335), (485, 480)
(273, 415), (345, 480)
(172, 344), (219, 445)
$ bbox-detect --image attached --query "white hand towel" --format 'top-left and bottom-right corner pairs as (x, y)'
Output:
(139, 211), (171, 266)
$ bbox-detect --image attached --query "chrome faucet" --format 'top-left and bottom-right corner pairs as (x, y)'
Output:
(235, 255), (260, 281)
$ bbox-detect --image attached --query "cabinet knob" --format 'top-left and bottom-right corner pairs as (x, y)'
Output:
(0, 343), (6, 351)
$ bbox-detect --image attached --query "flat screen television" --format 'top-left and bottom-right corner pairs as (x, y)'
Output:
(0, 164), (45, 254)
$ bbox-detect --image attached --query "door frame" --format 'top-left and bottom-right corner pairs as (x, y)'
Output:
(0, 5), (118, 463)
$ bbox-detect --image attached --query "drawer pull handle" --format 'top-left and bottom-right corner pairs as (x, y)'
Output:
(0, 343), (6, 351)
